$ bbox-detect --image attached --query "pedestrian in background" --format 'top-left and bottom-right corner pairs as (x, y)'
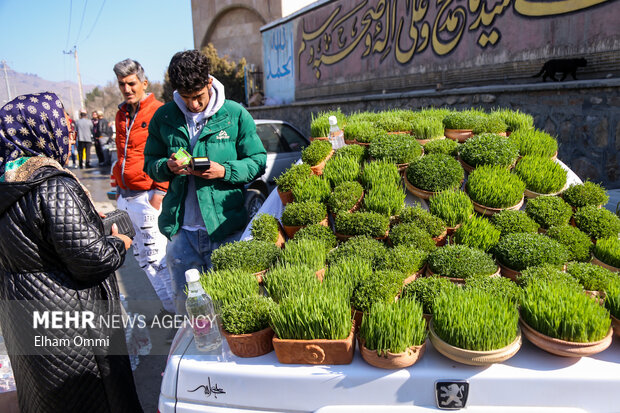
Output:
(95, 110), (112, 166)
(144, 50), (266, 314)
(112, 58), (176, 317)
(0, 92), (143, 413)
(75, 109), (93, 168)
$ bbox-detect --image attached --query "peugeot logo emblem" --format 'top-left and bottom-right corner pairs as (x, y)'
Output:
(435, 380), (469, 410)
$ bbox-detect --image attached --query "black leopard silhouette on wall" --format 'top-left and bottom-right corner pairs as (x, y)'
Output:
(532, 58), (587, 82)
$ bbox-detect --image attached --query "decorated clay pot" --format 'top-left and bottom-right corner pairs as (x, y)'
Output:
(444, 129), (473, 142)
(272, 323), (355, 365)
(222, 326), (275, 358)
(470, 196), (524, 217)
(358, 337), (426, 369)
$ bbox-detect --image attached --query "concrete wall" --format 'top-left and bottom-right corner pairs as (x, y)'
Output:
(191, 0), (283, 68)
(248, 79), (620, 189)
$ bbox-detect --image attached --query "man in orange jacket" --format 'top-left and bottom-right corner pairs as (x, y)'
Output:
(112, 58), (175, 316)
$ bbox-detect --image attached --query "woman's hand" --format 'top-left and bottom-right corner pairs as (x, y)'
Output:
(111, 223), (132, 250)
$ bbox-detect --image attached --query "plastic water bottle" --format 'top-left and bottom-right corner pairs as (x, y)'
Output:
(328, 116), (345, 149)
(185, 269), (222, 352)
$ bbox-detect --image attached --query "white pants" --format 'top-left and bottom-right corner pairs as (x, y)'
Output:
(117, 191), (176, 313)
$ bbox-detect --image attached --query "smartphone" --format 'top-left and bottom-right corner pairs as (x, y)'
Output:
(174, 148), (192, 166)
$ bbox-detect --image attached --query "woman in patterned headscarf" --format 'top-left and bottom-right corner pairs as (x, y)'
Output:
(0, 93), (143, 413)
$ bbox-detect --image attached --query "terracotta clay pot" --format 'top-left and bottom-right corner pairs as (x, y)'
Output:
(252, 269), (267, 284)
(402, 266), (426, 286)
(457, 155), (476, 173)
(309, 136), (329, 142)
(352, 309), (364, 334)
(470, 196), (524, 217)
(354, 140), (371, 146)
(310, 150), (334, 176)
(358, 337), (426, 369)
(282, 216), (329, 239)
(222, 326), (275, 358)
(275, 222), (286, 247)
(277, 188), (294, 206)
(591, 255), (619, 272)
(519, 318), (613, 357)
(272, 323), (356, 365)
(444, 129), (473, 142)
(498, 261), (520, 282)
(429, 321), (522, 366)
(523, 181), (568, 199)
(612, 316), (620, 337)
(433, 230), (448, 246)
(403, 175), (438, 200)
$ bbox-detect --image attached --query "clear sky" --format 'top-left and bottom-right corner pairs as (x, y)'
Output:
(0, 0), (194, 86)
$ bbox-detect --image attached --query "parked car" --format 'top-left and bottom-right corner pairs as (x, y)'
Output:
(107, 120), (310, 218)
(245, 119), (309, 218)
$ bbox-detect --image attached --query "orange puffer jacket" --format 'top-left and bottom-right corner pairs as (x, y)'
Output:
(113, 94), (167, 192)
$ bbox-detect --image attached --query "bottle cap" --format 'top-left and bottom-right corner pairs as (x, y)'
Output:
(185, 269), (200, 283)
(328, 116), (338, 126)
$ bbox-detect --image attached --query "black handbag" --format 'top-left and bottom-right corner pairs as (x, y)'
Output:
(102, 209), (136, 239)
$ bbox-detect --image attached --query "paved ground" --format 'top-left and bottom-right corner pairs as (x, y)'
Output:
(75, 159), (167, 413)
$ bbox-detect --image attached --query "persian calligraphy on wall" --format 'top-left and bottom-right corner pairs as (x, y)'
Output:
(263, 22), (296, 104)
(296, 0), (614, 82)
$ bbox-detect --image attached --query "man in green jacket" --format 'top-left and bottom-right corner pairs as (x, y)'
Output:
(144, 50), (266, 315)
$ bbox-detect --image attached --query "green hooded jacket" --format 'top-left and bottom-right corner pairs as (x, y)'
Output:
(143, 100), (266, 241)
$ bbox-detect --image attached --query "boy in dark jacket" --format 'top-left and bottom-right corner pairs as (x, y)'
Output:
(144, 50), (266, 314)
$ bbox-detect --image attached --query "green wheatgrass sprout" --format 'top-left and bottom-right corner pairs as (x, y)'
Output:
(493, 232), (569, 271)
(280, 201), (326, 227)
(398, 204), (447, 237)
(274, 163), (312, 193)
(377, 245), (428, 275)
(473, 114), (508, 134)
(546, 225), (593, 262)
(427, 244), (497, 279)
(363, 184), (406, 217)
(262, 264), (322, 303)
(360, 159), (401, 189)
(400, 275), (457, 314)
(346, 111), (381, 124)
(574, 205), (620, 240)
(210, 240), (281, 273)
(434, 288), (519, 351)
(310, 109), (346, 138)
(562, 181), (609, 208)
(359, 299), (427, 355)
(605, 283), (620, 319)
(491, 108), (534, 132)
(593, 236), (620, 268)
(459, 133), (519, 168)
(333, 143), (367, 164)
(516, 264), (582, 290)
(489, 209), (540, 236)
(464, 275), (522, 306)
(521, 280), (611, 343)
(454, 215), (501, 252)
(323, 257), (372, 302)
(428, 189), (474, 227)
(250, 213), (280, 243)
(346, 123), (385, 144)
(508, 128), (558, 158)
(291, 174), (331, 204)
(442, 111), (486, 130)
(409, 117), (444, 140)
(301, 139), (333, 166)
(334, 211), (390, 237)
(200, 268), (261, 311)
(417, 107), (453, 120)
(388, 222), (437, 252)
(514, 155), (567, 194)
(374, 109), (414, 132)
(423, 138), (459, 156)
(270, 288), (352, 340)
(466, 165), (525, 208)
(368, 133), (423, 164)
(328, 180), (364, 215)
(565, 261), (619, 292)
(278, 238), (328, 271)
(524, 195), (573, 229)
(220, 296), (275, 335)
(293, 223), (337, 251)
(322, 155), (361, 187)
(406, 153), (464, 192)
(351, 269), (404, 313)
(327, 235), (388, 269)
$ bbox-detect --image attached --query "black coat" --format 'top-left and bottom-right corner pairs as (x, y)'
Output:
(0, 166), (143, 413)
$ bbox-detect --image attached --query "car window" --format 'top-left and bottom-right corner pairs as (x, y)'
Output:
(277, 124), (309, 152)
(255, 124), (284, 153)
